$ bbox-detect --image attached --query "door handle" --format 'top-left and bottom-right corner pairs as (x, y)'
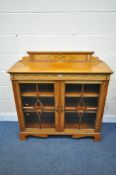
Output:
(55, 106), (64, 112)
(61, 106), (64, 112)
(55, 105), (59, 112)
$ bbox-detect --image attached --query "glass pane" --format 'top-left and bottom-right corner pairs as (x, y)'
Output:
(84, 84), (100, 92)
(65, 97), (98, 107)
(24, 112), (55, 129)
(65, 84), (100, 93)
(66, 84), (82, 92)
(80, 113), (96, 129)
(20, 83), (54, 92)
(22, 97), (54, 106)
(64, 112), (96, 129)
(65, 112), (79, 129)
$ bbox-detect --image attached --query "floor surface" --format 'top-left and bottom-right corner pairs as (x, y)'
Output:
(0, 122), (116, 175)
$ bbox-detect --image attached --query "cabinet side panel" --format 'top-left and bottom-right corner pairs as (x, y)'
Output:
(12, 81), (25, 130)
(95, 81), (109, 131)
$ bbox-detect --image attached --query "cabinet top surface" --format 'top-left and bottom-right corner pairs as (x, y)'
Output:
(8, 51), (113, 74)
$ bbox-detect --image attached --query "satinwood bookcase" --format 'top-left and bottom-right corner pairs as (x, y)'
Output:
(8, 51), (112, 141)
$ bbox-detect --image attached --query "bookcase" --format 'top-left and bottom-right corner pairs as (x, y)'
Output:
(8, 51), (112, 141)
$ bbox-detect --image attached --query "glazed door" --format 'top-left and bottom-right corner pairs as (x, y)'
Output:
(64, 82), (100, 130)
(20, 82), (57, 130)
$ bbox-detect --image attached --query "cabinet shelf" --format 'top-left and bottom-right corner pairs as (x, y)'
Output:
(65, 106), (97, 112)
(25, 123), (55, 129)
(21, 91), (99, 97)
(21, 91), (54, 97)
(66, 92), (99, 97)
(25, 123), (94, 129)
(23, 106), (55, 112)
